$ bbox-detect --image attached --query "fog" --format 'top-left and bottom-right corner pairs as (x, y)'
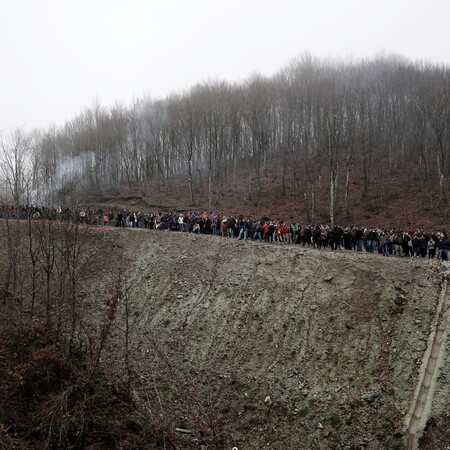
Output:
(1, 0), (449, 132)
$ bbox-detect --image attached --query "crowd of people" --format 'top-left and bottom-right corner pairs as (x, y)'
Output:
(1, 203), (449, 262)
(137, 211), (449, 262)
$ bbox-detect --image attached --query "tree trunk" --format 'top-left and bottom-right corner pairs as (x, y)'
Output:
(330, 166), (338, 226)
(188, 159), (195, 206)
(208, 170), (212, 211)
(345, 164), (350, 216)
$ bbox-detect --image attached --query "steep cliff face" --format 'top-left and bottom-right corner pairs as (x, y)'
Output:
(107, 229), (449, 449)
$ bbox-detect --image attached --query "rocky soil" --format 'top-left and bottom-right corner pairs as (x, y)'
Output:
(94, 228), (450, 450)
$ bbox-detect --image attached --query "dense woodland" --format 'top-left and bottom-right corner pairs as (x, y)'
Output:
(1, 54), (450, 448)
(1, 54), (450, 225)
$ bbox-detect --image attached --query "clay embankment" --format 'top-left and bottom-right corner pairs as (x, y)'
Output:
(107, 229), (450, 449)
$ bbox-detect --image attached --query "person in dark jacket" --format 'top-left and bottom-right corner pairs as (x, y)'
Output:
(354, 227), (364, 252)
(402, 233), (411, 257)
(437, 233), (449, 262)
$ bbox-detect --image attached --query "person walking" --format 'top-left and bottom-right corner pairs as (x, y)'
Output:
(437, 233), (449, 262)
(379, 230), (389, 256)
(427, 236), (436, 259)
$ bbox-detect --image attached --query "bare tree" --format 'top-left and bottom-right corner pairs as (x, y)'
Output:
(0, 128), (32, 209)
(313, 65), (347, 225)
(168, 91), (202, 205)
(415, 65), (450, 201)
(243, 73), (275, 190)
(4, 54), (449, 221)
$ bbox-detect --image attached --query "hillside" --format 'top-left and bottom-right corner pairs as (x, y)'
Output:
(90, 156), (450, 233)
(106, 228), (450, 449)
(1, 223), (449, 449)
(5, 55), (449, 235)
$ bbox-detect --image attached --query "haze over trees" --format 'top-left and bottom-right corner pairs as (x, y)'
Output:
(1, 54), (449, 224)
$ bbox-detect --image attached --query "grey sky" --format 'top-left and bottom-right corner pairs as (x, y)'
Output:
(1, 0), (449, 132)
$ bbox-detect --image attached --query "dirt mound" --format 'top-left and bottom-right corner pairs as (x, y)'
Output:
(98, 228), (450, 449)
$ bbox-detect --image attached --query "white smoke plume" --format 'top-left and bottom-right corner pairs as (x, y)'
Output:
(53, 151), (95, 190)
(29, 152), (95, 207)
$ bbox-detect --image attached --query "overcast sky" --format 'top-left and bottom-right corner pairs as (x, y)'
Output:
(1, 0), (449, 132)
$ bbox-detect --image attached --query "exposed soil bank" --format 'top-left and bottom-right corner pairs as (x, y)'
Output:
(108, 229), (450, 449)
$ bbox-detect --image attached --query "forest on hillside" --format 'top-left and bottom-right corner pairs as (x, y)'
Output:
(1, 54), (449, 225)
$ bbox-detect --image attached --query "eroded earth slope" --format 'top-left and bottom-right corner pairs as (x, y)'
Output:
(100, 229), (450, 450)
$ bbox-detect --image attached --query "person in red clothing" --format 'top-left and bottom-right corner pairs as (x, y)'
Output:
(275, 222), (290, 244)
(262, 221), (270, 241)
(275, 223), (283, 243)
(281, 223), (291, 244)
